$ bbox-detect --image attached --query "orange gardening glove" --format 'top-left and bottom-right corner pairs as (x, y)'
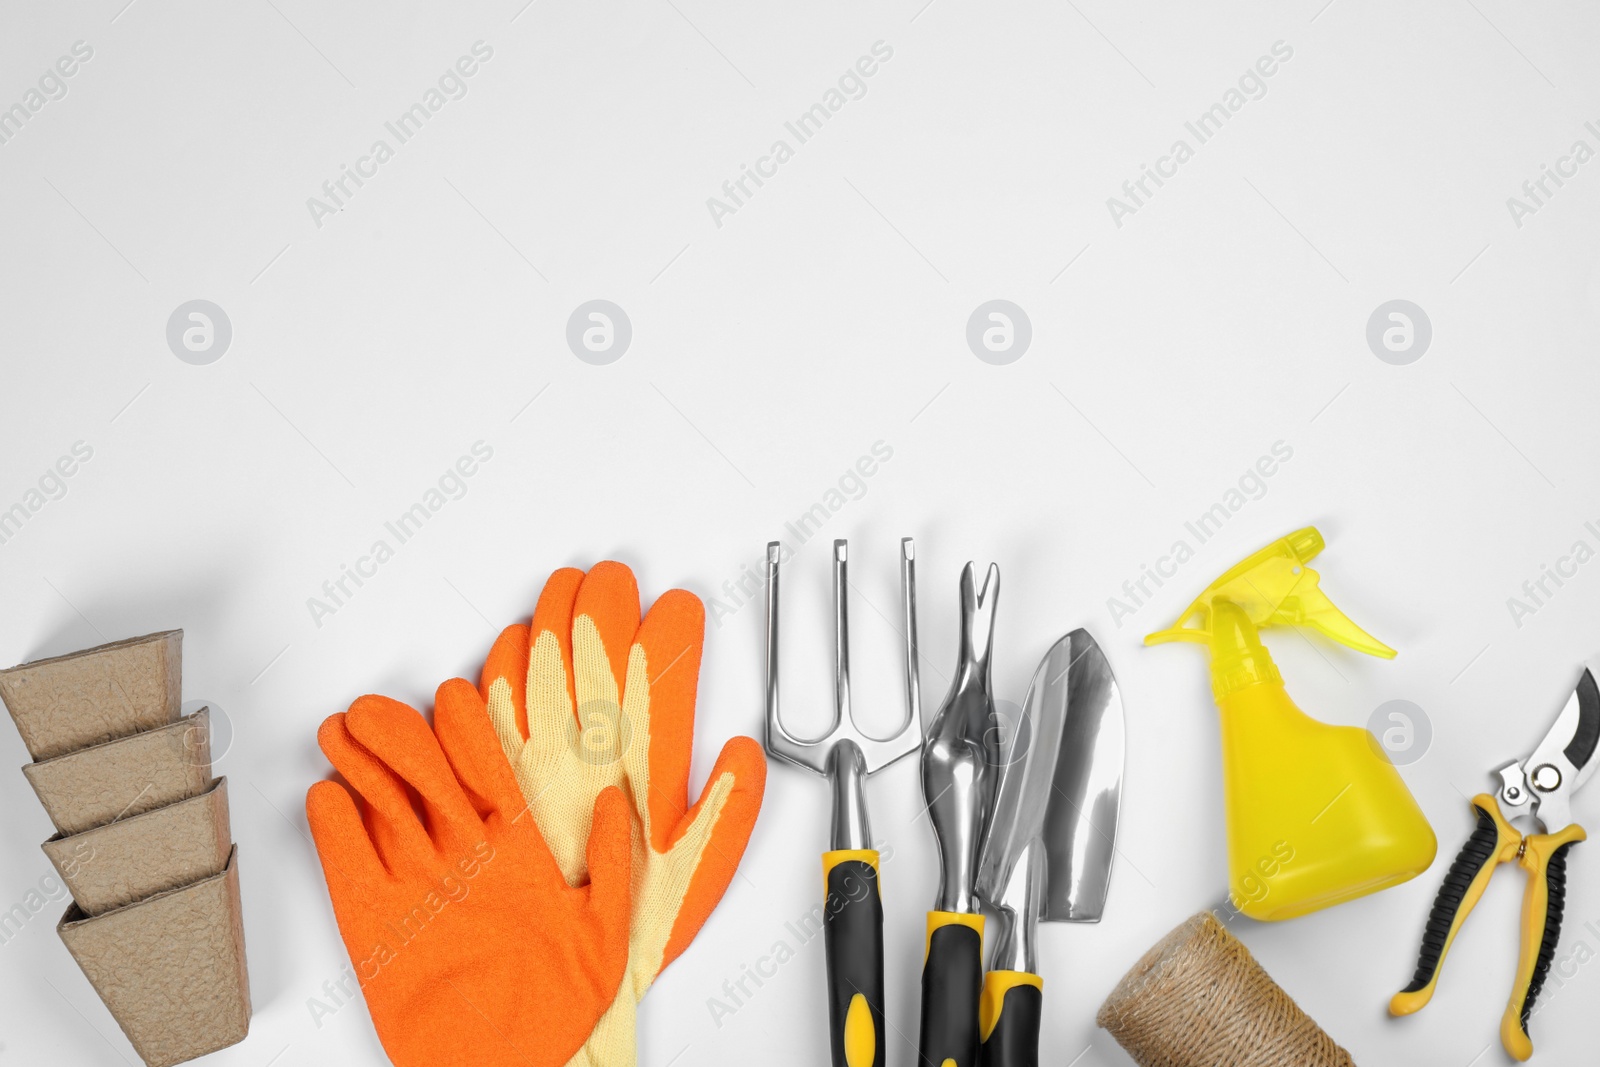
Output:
(459, 562), (767, 1066)
(306, 688), (633, 1067)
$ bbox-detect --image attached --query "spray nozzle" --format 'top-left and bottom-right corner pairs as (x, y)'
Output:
(1144, 526), (1396, 659)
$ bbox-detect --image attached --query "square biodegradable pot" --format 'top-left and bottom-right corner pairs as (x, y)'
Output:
(44, 777), (231, 916)
(0, 630), (182, 761)
(59, 846), (250, 1067)
(24, 707), (212, 836)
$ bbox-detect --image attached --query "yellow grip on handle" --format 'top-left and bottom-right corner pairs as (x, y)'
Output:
(979, 970), (1043, 1042)
(924, 910), (984, 962)
(823, 848), (881, 897)
(1500, 824), (1586, 1062)
(843, 993), (874, 1067)
(1390, 794), (1520, 1016)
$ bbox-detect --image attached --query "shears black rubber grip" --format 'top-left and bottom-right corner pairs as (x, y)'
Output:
(1398, 801), (1504, 997)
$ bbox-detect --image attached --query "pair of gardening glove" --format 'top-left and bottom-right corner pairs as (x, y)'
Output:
(307, 562), (767, 1067)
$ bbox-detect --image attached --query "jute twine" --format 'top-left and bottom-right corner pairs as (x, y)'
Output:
(1096, 912), (1357, 1067)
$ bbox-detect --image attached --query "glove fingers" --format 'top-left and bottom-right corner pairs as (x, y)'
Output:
(343, 695), (481, 842)
(436, 677), (591, 898)
(571, 562), (640, 715)
(306, 778), (389, 898)
(434, 677), (533, 822)
(582, 786), (634, 939)
(317, 710), (431, 870)
(631, 588), (705, 851)
(526, 567), (584, 754)
(480, 622), (530, 747)
(659, 735), (768, 973)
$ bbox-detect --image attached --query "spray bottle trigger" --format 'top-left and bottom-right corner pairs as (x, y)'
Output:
(1280, 585), (1397, 659)
(1143, 526), (1394, 658)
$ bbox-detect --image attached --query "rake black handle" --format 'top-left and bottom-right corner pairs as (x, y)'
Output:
(823, 851), (886, 1067)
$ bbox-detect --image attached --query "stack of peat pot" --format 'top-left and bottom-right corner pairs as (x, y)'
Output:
(1, 631), (250, 1067)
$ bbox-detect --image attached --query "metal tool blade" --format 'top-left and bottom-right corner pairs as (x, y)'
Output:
(975, 631), (1076, 906)
(1516, 656), (1600, 831)
(1040, 630), (1124, 923)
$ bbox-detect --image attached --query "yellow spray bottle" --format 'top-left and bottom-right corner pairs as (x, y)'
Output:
(1147, 526), (1436, 921)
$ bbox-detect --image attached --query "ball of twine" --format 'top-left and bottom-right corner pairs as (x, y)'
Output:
(1096, 911), (1357, 1067)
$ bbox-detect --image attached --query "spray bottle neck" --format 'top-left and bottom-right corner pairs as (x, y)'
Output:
(1208, 599), (1282, 701)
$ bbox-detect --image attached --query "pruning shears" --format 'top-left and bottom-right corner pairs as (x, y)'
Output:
(1391, 656), (1600, 1060)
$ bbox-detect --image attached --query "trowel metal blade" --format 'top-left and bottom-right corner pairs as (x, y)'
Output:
(1040, 629), (1124, 923)
(975, 632), (1076, 905)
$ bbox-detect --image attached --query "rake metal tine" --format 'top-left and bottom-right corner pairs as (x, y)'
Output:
(834, 539), (852, 732)
(766, 541), (826, 773)
(765, 542), (779, 722)
(834, 537), (922, 772)
(894, 537), (923, 761)
(764, 543), (791, 760)
(764, 538), (923, 775)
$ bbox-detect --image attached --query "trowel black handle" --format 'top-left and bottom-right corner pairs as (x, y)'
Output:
(919, 911), (983, 1067)
(979, 972), (1042, 1067)
(823, 851), (885, 1067)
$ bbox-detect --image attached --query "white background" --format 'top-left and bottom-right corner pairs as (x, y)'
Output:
(2, 1), (1599, 1064)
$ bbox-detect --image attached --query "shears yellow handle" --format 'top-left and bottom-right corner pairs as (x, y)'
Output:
(1390, 793), (1586, 1061)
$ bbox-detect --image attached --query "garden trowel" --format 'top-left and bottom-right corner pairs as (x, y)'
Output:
(974, 628), (1125, 1067)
